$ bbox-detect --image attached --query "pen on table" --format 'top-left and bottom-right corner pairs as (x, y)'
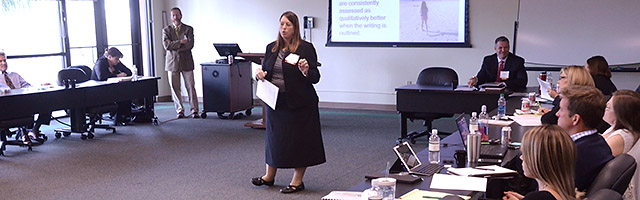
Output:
(472, 167), (495, 171)
(422, 195), (440, 199)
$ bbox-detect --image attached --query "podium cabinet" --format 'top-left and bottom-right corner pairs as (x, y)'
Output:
(200, 61), (253, 119)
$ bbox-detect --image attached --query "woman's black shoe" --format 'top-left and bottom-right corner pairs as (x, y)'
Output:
(280, 182), (304, 193)
(251, 177), (274, 186)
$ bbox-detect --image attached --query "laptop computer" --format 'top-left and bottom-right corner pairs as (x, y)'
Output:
(455, 114), (508, 159)
(392, 142), (444, 176)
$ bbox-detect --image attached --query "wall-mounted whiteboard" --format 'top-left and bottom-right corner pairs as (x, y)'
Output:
(515, 0), (640, 66)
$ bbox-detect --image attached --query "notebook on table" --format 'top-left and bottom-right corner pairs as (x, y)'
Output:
(392, 142), (444, 176)
(455, 114), (508, 159)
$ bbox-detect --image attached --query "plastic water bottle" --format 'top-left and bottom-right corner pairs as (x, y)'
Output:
(429, 129), (440, 164)
(497, 94), (506, 119)
(479, 105), (489, 141)
(546, 72), (554, 90)
(469, 112), (479, 135)
(132, 67), (138, 81)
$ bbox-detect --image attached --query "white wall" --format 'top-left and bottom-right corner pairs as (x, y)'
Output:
(150, 0), (638, 106)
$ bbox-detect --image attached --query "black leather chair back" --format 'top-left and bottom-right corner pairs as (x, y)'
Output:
(588, 189), (623, 200)
(57, 68), (89, 86)
(70, 65), (92, 80)
(587, 153), (637, 196)
(416, 67), (459, 88)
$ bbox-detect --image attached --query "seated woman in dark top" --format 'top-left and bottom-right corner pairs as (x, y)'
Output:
(539, 65), (594, 124)
(503, 125), (577, 200)
(91, 47), (133, 124)
(92, 47), (132, 81)
(586, 55), (617, 95)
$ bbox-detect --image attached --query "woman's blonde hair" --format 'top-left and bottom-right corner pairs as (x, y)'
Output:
(271, 11), (302, 53)
(561, 65), (594, 87)
(522, 125), (577, 200)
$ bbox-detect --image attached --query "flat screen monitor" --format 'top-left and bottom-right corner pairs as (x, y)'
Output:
(213, 43), (242, 57)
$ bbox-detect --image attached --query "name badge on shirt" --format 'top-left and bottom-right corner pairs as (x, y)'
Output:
(500, 71), (510, 80)
(284, 53), (300, 65)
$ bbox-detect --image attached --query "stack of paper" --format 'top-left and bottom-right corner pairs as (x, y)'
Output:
(446, 165), (517, 177)
(399, 189), (471, 200)
(429, 174), (487, 192)
(321, 191), (362, 200)
(511, 115), (542, 126)
(106, 76), (132, 83)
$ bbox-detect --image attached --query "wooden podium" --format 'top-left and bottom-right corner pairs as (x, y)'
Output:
(237, 53), (266, 129)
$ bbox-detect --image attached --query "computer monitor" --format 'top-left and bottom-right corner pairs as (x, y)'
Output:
(213, 43), (242, 57)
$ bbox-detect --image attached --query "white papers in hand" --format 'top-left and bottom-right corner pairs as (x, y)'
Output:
(430, 174), (487, 192)
(256, 80), (279, 110)
(537, 78), (554, 101)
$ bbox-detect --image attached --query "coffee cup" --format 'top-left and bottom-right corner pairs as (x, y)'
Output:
(454, 150), (467, 167)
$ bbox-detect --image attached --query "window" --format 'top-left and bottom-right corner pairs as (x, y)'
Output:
(0, 0), (143, 85)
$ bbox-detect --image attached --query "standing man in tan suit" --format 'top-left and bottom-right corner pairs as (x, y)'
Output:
(163, 7), (199, 118)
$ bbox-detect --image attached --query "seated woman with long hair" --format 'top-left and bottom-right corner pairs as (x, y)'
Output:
(602, 90), (640, 156)
(585, 55), (617, 95)
(503, 125), (577, 200)
(602, 90), (640, 200)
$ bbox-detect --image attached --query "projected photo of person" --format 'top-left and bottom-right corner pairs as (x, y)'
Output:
(421, 1), (428, 32)
(400, 0), (460, 42)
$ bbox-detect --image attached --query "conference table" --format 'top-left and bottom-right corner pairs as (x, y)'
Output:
(348, 120), (532, 199)
(351, 86), (544, 198)
(0, 77), (160, 132)
(395, 84), (507, 142)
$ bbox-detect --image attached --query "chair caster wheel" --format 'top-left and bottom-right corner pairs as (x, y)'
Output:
(217, 112), (226, 119)
(81, 135), (87, 140)
(152, 118), (159, 126)
(410, 139), (416, 144)
(55, 132), (62, 139)
(201, 113), (207, 118)
(63, 132), (71, 137)
(87, 133), (94, 139)
(28, 146), (32, 151)
(42, 135), (48, 141)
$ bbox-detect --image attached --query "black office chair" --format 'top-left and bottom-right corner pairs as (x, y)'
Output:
(72, 65), (92, 79)
(57, 67), (88, 86)
(588, 189), (623, 200)
(404, 67), (459, 143)
(587, 153), (636, 196)
(635, 84), (640, 93)
(0, 117), (35, 155)
(54, 67), (116, 140)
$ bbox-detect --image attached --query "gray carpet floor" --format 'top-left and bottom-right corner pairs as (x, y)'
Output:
(0, 102), (455, 200)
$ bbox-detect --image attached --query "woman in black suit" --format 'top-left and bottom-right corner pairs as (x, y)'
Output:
(586, 55), (617, 95)
(251, 11), (325, 194)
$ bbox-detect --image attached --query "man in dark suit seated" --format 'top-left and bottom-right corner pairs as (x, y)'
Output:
(467, 36), (527, 92)
(556, 85), (614, 192)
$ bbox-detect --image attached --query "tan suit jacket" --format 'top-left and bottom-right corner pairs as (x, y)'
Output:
(163, 23), (195, 72)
